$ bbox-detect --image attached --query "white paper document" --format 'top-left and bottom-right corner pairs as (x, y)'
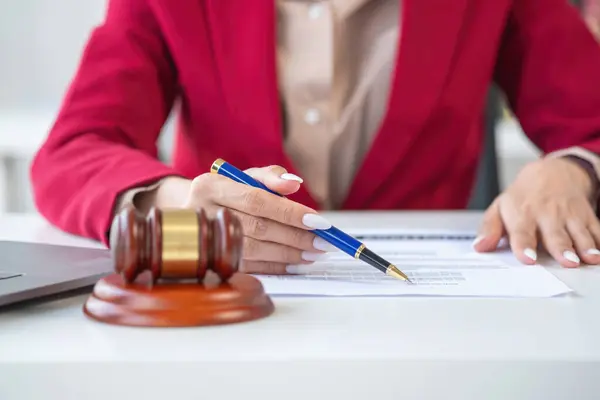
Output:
(254, 231), (572, 298)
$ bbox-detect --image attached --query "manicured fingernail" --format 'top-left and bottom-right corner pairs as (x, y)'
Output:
(301, 251), (325, 261)
(280, 173), (303, 183)
(524, 248), (537, 261)
(563, 250), (580, 264)
(497, 237), (509, 248)
(285, 265), (299, 274)
(586, 248), (600, 255)
(302, 214), (332, 230)
(472, 235), (485, 248)
(313, 237), (338, 252)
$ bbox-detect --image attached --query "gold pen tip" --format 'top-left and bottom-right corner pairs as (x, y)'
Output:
(386, 265), (412, 283)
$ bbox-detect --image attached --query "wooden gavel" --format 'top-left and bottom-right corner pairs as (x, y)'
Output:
(109, 205), (244, 284)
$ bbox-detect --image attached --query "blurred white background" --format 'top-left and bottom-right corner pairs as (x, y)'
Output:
(0, 0), (539, 214)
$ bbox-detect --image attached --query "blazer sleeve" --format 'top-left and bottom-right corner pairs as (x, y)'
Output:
(30, 0), (179, 244)
(494, 0), (600, 154)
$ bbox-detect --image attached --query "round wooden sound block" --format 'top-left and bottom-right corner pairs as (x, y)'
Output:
(83, 272), (275, 327)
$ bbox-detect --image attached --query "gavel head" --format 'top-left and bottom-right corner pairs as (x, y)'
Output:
(109, 206), (244, 284)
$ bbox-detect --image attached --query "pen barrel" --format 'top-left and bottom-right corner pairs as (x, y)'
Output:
(312, 227), (363, 258)
(356, 247), (389, 274)
(215, 161), (279, 195)
(212, 159), (364, 257)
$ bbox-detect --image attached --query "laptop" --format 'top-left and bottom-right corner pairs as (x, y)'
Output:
(0, 240), (113, 307)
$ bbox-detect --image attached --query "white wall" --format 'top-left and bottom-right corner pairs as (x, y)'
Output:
(0, 1), (106, 112)
(0, 1), (177, 213)
(0, 1), (538, 214)
(0, 1), (109, 213)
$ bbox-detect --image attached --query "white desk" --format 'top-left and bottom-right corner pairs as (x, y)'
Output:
(1, 212), (599, 400)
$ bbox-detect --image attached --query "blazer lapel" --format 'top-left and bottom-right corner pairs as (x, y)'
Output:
(203, 0), (286, 153)
(202, 0), (318, 207)
(149, 0), (282, 159)
(149, 1), (317, 209)
(344, 0), (471, 209)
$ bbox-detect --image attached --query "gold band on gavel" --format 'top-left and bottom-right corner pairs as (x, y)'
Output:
(160, 209), (200, 279)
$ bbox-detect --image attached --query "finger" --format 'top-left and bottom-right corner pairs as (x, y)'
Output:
(587, 217), (600, 259)
(567, 202), (600, 265)
(230, 210), (336, 252)
(473, 199), (506, 252)
(243, 237), (324, 264)
(183, 178), (224, 216)
(566, 217), (600, 265)
(245, 165), (303, 196)
(240, 261), (289, 275)
(190, 172), (331, 230)
(538, 217), (580, 268)
(497, 195), (538, 264)
(504, 214), (538, 265)
(209, 179), (331, 230)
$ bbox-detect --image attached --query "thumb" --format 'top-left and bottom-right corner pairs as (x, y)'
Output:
(245, 165), (303, 196)
(473, 199), (506, 253)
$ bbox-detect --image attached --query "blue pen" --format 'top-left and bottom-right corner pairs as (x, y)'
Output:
(210, 158), (410, 282)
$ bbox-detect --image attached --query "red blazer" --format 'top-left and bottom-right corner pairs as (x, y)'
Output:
(31, 0), (600, 243)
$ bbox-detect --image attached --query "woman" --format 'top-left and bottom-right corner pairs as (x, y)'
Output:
(31, 0), (600, 273)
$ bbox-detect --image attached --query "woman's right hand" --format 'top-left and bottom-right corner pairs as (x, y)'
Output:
(155, 166), (337, 274)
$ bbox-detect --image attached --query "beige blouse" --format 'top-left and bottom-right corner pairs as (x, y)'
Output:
(277, 0), (400, 209)
(118, 0), (600, 212)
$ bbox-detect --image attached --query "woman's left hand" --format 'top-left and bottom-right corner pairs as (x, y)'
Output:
(474, 157), (600, 267)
